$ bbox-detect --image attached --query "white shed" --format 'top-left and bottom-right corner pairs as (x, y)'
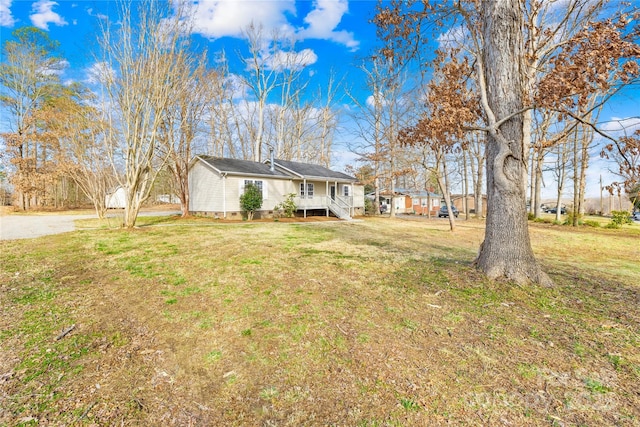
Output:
(105, 186), (127, 209)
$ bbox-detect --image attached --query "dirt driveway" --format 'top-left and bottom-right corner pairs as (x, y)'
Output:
(0, 210), (180, 241)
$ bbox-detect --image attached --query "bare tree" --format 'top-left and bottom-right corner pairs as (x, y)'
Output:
(240, 23), (284, 163)
(159, 49), (211, 217)
(468, 131), (485, 218)
(347, 60), (387, 216)
(601, 126), (640, 209)
(98, 0), (194, 228)
(348, 58), (416, 217)
(54, 91), (114, 218)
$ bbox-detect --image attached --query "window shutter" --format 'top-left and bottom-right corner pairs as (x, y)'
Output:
(259, 180), (267, 200)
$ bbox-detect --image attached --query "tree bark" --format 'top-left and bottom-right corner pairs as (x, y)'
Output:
(475, 0), (551, 286)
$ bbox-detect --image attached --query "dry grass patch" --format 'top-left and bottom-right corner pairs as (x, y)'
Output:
(1, 218), (639, 426)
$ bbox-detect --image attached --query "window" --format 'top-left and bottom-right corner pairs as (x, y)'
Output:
(242, 180), (265, 199)
(343, 185), (351, 197)
(300, 183), (314, 199)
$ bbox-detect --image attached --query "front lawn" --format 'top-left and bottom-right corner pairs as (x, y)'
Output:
(1, 217), (638, 426)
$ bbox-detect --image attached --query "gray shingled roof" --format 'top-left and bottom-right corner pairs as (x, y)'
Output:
(197, 156), (290, 178)
(196, 155), (356, 182)
(272, 159), (356, 181)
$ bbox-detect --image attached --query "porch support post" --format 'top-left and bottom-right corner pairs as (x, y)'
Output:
(303, 178), (307, 218)
(222, 174), (227, 219)
(326, 181), (329, 217)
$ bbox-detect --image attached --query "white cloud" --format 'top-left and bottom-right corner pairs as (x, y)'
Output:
(0, 0), (15, 27)
(187, 0), (358, 50)
(266, 48), (317, 71)
(297, 0), (358, 51)
(437, 25), (468, 50)
(30, 0), (67, 30)
(85, 62), (115, 85)
(599, 117), (640, 135)
(86, 7), (107, 20)
(34, 59), (67, 77)
(225, 73), (248, 99)
(365, 93), (389, 108)
(189, 0), (296, 40)
(331, 148), (360, 172)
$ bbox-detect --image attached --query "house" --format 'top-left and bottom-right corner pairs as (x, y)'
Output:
(450, 194), (488, 216)
(405, 189), (441, 215)
(188, 155), (365, 219)
(374, 188), (441, 215)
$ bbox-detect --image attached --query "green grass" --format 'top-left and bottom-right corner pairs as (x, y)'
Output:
(0, 217), (638, 425)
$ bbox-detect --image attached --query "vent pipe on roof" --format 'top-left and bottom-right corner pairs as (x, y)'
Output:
(269, 147), (275, 172)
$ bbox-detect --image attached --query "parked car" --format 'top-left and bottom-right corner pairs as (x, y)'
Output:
(438, 205), (459, 218)
(632, 211), (640, 222)
(547, 206), (566, 214)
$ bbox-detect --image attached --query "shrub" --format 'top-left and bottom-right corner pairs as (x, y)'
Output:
(364, 197), (374, 215)
(564, 211), (583, 226)
(609, 210), (632, 227)
(533, 217), (552, 224)
(274, 193), (297, 218)
(240, 183), (263, 221)
(583, 220), (601, 228)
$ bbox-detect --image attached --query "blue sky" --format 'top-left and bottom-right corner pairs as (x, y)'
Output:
(0, 0), (383, 169)
(0, 0), (381, 96)
(1, 0), (638, 199)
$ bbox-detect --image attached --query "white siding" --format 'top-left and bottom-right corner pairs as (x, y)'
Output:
(352, 184), (365, 208)
(189, 162), (224, 212)
(189, 161), (297, 216)
(228, 177), (293, 212)
(264, 179), (296, 210)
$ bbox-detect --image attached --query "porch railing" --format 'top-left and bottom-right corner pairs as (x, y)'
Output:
(294, 195), (352, 220)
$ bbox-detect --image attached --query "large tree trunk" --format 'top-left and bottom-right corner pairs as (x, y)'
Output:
(475, 0), (551, 286)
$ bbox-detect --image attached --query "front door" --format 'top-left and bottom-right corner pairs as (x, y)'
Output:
(330, 186), (336, 201)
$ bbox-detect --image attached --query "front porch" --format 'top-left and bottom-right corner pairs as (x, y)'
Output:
(294, 194), (355, 220)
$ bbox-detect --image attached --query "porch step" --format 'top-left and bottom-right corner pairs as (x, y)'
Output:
(328, 203), (352, 220)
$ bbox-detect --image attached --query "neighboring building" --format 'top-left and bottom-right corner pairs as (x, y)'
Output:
(376, 189), (412, 214)
(156, 194), (180, 204)
(450, 194), (488, 216)
(374, 188), (441, 215)
(105, 186), (127, 209)
(406, 189), (441, 215)
(188, 156), (365, 219)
